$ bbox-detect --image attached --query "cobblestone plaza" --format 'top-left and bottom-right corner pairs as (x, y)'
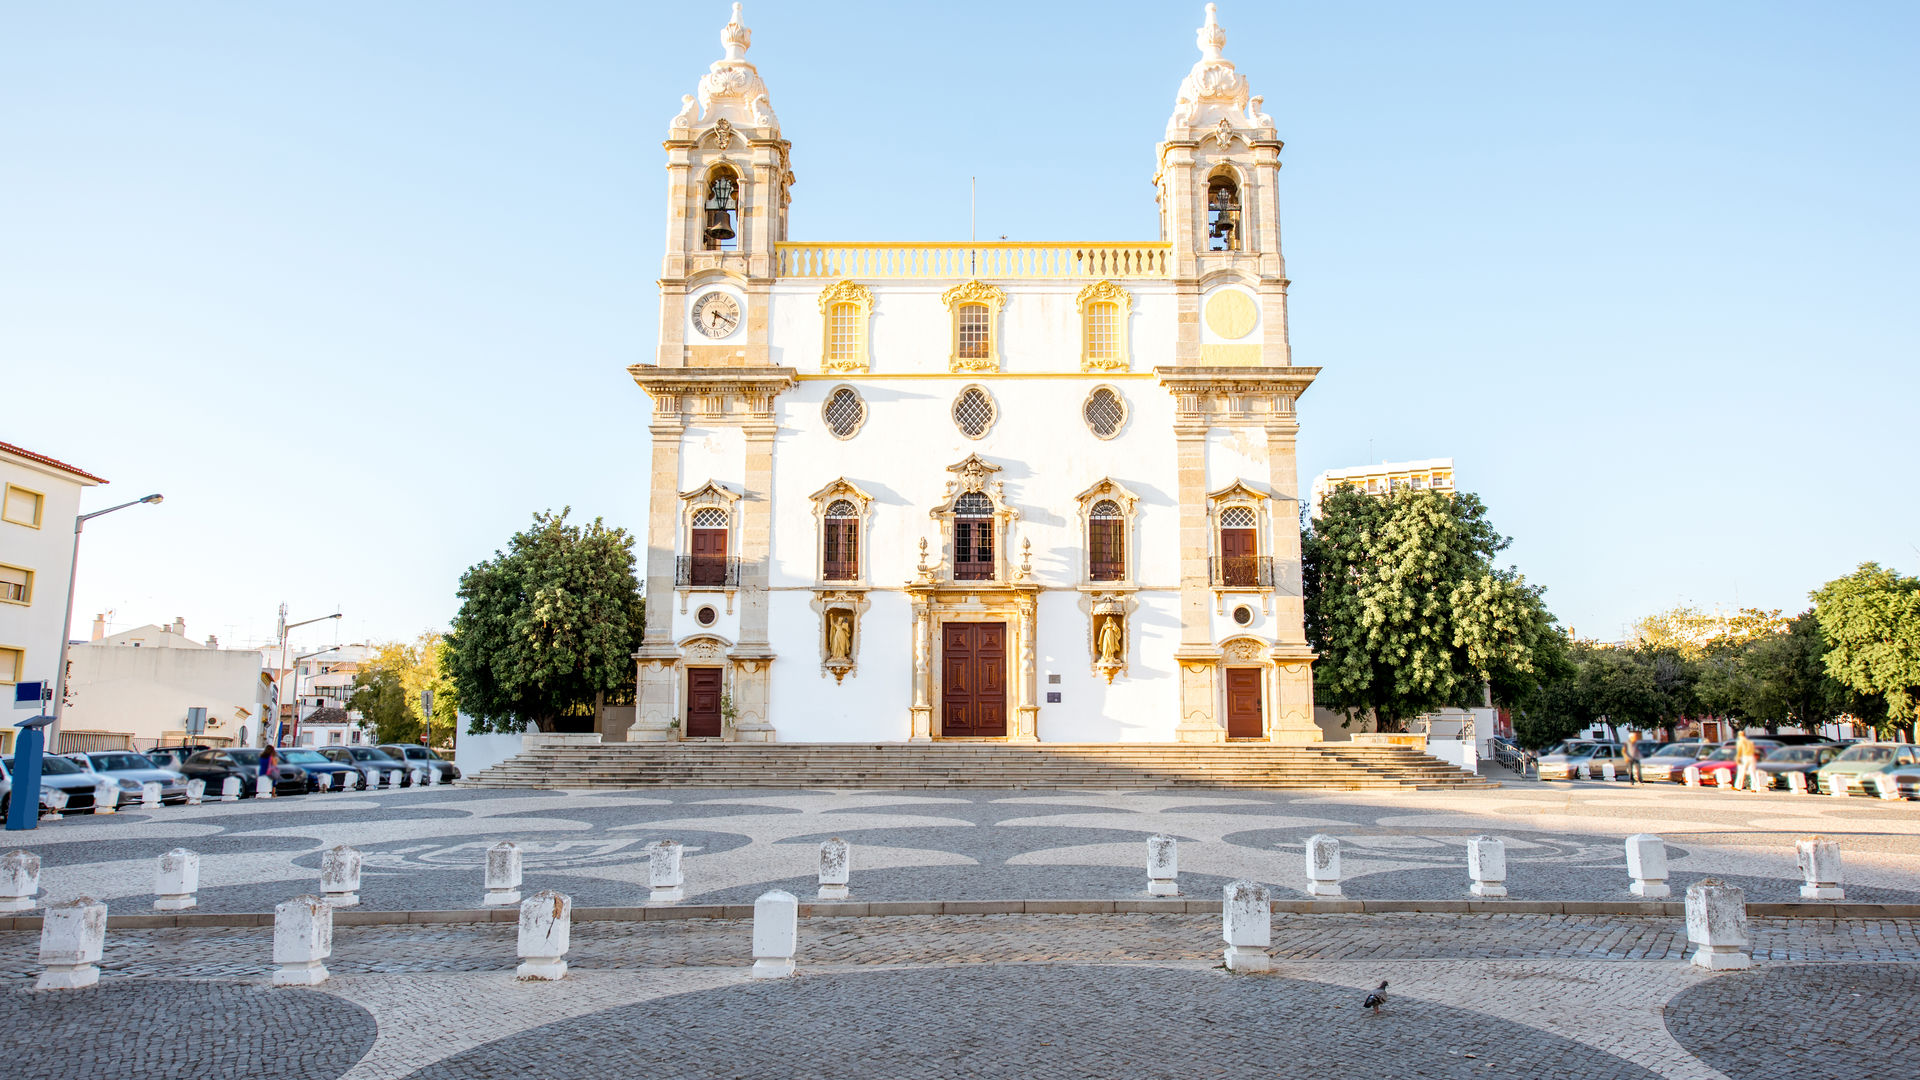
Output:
(2, 779), (1917, 1077)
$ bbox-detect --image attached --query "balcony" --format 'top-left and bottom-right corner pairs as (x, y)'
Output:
(1210, 556), (1277, 588)
(676, 556), (741, 589)
(775, 242), (1171, 280)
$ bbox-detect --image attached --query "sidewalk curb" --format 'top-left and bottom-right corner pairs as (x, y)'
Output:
(3, 897), (1915, 931)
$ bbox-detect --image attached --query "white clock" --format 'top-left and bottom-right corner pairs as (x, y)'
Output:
(692, 291), (741, 339)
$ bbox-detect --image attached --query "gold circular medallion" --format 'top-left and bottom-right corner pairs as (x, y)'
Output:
(1204, 290), (1258, 340)
(692, 292), (741, 339)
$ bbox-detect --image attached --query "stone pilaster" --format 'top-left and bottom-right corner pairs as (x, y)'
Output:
(1174, 421), (1223, 742)
(1011, 594), (1039, 743)
(731, 418), (778, 741)
(630, 411), (686, 742)
(908, 600), (932, 741)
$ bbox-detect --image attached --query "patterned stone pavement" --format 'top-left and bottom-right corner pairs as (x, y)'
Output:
(4, 780), (1919, 913)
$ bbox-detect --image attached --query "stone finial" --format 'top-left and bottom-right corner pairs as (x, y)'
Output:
(1685, 879), (1751, 970)
(320, 845), (362, 907)
(484, 841), (524, 907)
(255, 775), (274, 799)
(219, 775), (240, 802)
(1146, 834), (1179, 897)
(688, 2), (778, 133)
(1304, 834), (1341, 897)
(273, 895), (333, 986)
(751, 889), (799, 979)
(155, 848), (200, 911)
(185, 778), (205, 805)
(1170, 2), (1254, 133)
(817, 838), (851, 900)
(1, 849), (42, 913)
(1466, 836), (1507, 899)
(1796, 836), (1844, 901)
(1625, 834), (1670, 898)
(36, 896), (107, 990)
(1220, 880), (1271, 972)
(94, 778), (117, 814)
(648, 840), (685, 903)
(141, 782), (163, 808)
(517, 890), (572, 980)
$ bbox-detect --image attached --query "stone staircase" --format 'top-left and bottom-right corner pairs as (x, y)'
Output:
(463, 742), (1497, 791)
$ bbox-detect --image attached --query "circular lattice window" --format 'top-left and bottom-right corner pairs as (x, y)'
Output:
(1083, 386), (1126, 439)
(696, 606), (719, 627)
(1232, 604), (1256, 627)
(823, 386), (867, 440)
(952, 385), (996, 439)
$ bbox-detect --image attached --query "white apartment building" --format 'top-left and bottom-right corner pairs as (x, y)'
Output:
(0, 440), (106, 754)
(1309, 458), (1456, 515)
(64, 616), (268, 749)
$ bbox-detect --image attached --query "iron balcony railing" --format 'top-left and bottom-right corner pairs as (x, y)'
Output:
(676, 556), (741, 589)
(1210, 556), (1277, 588)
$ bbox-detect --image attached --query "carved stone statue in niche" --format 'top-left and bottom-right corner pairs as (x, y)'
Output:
(829, 611), (853, 660)
(1095, 614), (1125, 683)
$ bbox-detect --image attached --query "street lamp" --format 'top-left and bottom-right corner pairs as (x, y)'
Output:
(283, 646), (340, 749)
(275, 608), (342, 746)
(48, 493), (163, 749)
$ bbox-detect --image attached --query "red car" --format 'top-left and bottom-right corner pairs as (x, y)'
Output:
(1687, 740), (1783, 785)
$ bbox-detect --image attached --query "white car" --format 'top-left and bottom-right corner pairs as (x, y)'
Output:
(63, 751), (190, 807)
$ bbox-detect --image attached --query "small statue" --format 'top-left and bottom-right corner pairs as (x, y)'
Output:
(1097, 616), (1123, 664)
(829, 613), (852, 660)
(670, 94), (699, 130)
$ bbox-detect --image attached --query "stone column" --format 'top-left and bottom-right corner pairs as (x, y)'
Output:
(631, 406), (687, 742)
(1264, 418), (1319, 744)
(1011, 594), (1039, 742)
(908, 597), (933, 741)
(1173, 422), (1221, 742)
(730, 417), (778, 741)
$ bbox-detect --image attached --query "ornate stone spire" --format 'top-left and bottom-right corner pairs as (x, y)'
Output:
(1168, 4), (1274, 139)
(669, 3), (779, 136)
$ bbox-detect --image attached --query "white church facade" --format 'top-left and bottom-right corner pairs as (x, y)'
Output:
(628, 4), (1320, 745)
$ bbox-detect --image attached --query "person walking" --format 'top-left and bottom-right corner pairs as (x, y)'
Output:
(259, 743), (278, 792)
(1733, 732), (1758, 792)
(1624, 730), (1644, 786)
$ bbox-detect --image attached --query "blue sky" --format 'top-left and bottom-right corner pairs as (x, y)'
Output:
(5, 1), (1915, 652)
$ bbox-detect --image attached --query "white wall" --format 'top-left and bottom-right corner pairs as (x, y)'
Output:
(63, 643), (265, 744)
(0, 454), (90, 694)
(454, 717), (528, 777)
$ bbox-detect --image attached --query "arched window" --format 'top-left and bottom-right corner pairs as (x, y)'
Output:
(1217, 505), (1258, 586)
(1089, 500), (1124, 581)
(703, 168), (740, 251)
(1207, 176), (1241, 252)
(823, 499), (859, 581)
(953, 492), (995, 581)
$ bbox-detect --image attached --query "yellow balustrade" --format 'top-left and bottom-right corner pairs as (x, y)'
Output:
(774, 242), (1171, 279)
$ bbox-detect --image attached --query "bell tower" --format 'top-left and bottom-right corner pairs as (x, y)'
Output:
(657, 2), (794, 367)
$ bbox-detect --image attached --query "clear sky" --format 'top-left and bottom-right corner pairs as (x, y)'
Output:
(5, 1), (1916, 653)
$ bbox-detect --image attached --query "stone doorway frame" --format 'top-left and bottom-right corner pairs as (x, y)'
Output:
(904, 585), (1040, 743)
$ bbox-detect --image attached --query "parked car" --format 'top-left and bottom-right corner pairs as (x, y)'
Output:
(1686, 739), (1789, 785)
(177, 748), (309, 797)
(144, 745), (211, 771)
(1758, 744), (1845, 789)
(1816, 743), (1920, 795)
(1536, 740), (1627, 780)
(63, 751), (189, 807)
(318, 745), (410, 786)
(377, 743), (462, 784)
(1, 754), (101, 815)
(1757, 734), (1840, 747)
(1640, 741), (1715, 782)
(277, 748), (362, 792)
(1882, 760), (1920, 799)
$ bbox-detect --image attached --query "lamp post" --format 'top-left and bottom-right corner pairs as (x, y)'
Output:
(283, 647), (339, 748)
(47, 493), (163, 750)
(274, 607), (342, 747)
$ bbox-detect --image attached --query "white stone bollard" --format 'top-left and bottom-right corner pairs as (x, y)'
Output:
(220, 776), (241, 802)
(1, 850), (42, 912)
(185, 778), (205, 805)
(516, 890), (572, 980)
(41, 789), (68, 816)
(36, 897), (108, 990)
(817, 837), (850, 900)
(141, 782), (162, 808)
(154, 848), (200, 911)
(1576, 762), (1590, 781)
(1685, 880), (1750, 970)
(648, 840), (685, 903)
(1625, 834), (1670, 898)
(1467, 836), (1507, 898)
(752, 889), (799, 979)
(1683, 765), (1700, 787)
(1796, 836), (1844, 900)
(1601, 761), (1617, 782)
(1712, 770), (1731, 789)
(255, 775), (274, 799)
(94, 779), (117, 814)
(316, 772), (333, 792)
(1873, 774), (1900, 801)
(409, 767), (425, 788)
(320, 845), (362, 907)
(484, 841), (523, 906)
(1786, 771), (1807, 795)
(1146, 834), (1179, 897)
(1829, 774), (1850, 799)
(1221, 880), (1272, 972)
(1304, 834), (1342, 897)
(273, 895), (333, 986)
(385, 769), (401, 789)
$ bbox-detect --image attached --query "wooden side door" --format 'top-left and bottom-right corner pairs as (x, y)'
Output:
(686, 667), (723, 738)
(941, 622), (1007, 737)
(1220, 527), (1257, 586)
(690, 528), (728, 586)
(1225, 667), (1264, 739)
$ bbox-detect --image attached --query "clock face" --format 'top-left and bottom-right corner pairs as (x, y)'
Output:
(692, 292), (741, 339)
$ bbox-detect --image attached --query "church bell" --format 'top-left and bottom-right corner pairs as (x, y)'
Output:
(704, 208), (736, 242)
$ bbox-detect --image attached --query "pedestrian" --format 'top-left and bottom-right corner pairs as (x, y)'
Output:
(1733, 732), (1758, 793)
(259, 743), (278, 789)
(1624, 730), (1644, 785)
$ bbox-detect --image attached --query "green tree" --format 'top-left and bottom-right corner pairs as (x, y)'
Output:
(349, 641), (419, 745)
(397, 631), (459, 748)
(1303, 488), (1558, 731)
(448, 509), (646, 733)
(1812, 563), (1920, 738)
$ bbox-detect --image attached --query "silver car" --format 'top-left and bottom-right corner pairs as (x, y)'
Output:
(64, 751), (189, 807)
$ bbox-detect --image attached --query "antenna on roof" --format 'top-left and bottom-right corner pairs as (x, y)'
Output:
(970, 176), (976, 242)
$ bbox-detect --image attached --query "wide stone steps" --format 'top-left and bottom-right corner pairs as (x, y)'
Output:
(463, 742), (1496, 791)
